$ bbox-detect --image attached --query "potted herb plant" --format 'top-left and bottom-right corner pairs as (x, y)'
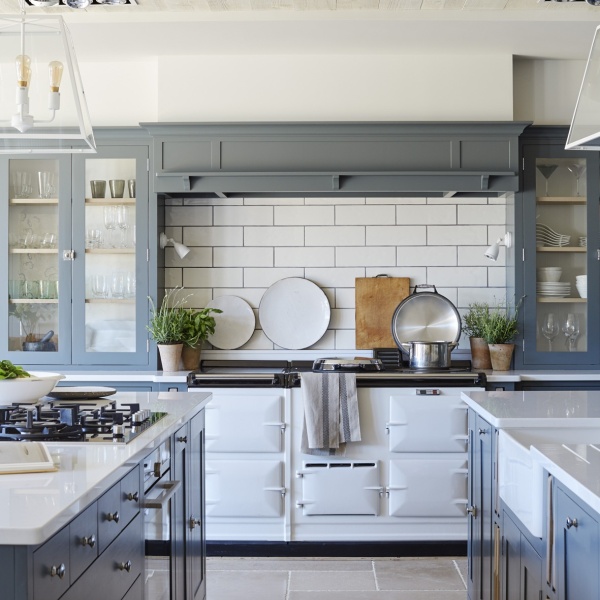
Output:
(180, 306), (222, 370)
(147, 288), (189, 371)
(480, 299), (521, 371)
(463, 302), (492, 370)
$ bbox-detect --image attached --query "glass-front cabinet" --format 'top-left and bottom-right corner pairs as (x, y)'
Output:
(1, 142), (151, 367)
(518, 134), (600, 368)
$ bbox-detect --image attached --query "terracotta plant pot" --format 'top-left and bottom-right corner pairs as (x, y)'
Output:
(488, 343), (515, 371)
(182, 345), (202, 371)
(158, 343), (183, 372)
(469, 337), (492, 370)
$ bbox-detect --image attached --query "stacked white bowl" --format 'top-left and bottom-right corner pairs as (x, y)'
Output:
(576, 275), (587, 298)
(537, 267), (562, 282)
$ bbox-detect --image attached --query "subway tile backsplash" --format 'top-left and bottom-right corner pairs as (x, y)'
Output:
(163, 196), (508, 352)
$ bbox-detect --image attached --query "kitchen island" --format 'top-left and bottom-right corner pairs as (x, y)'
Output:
(462, 390), (600, 600)
(0, 391), (211, 600)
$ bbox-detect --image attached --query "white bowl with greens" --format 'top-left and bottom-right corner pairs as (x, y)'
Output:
(0, 361), (65, 404)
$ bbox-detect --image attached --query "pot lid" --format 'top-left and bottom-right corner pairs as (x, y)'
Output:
(391, 284), (461, 347)
(312, 357), (384, 372)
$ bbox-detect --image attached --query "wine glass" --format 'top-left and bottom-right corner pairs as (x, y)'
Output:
(103, 205), (117, 248)
(537, 164), (558, 196)
(562, 313), (580, 352)
(541, 313), (559, 351)
(116, 205), (130, 248)
(567, 163), (586, 196)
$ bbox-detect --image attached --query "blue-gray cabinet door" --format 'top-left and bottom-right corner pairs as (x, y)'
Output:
(518, 142), (600, 368)
(71, 145), (150, 366)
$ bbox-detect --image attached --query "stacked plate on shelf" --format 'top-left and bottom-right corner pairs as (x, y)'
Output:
(576, 275), (587, 299)
(579, 236), (587, 247)
(536, 281), (571, 297)
(536, 223), (571, 247)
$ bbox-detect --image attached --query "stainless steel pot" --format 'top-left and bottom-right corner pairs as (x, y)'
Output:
(399, 341), (458, 370)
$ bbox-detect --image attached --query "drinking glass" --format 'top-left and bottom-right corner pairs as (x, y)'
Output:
(39, 280), (53, 300)
(541, 313), (559, 351)
(87, 227), (103, 249)
(103, 206), (117, 248)
(127, 179), (136, 198)
(537, 164), (558, 196)
(109, 179), (125, 199)
(116, 205), (130, 248)
(111, 272), (126, 299)
(562, 313), (580, 352)
(41, 232), (57, 249)
(37, 171), (55, 199)
(92, 275), (107, 298)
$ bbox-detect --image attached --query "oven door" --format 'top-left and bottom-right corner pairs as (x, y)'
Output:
(143, 439), (181, 600)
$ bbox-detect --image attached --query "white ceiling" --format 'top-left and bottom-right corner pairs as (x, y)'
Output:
(2, 0), (600, 61)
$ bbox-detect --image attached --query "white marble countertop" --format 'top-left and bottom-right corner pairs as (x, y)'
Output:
(60, 371), (190, 383)
(0, 391), (211, 546)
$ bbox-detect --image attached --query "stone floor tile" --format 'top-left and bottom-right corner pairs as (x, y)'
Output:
(206, 569), (288, 600)
(374, 557), (466, 591)
(288, 592), (467, 600)
(454, 558), (468, 587)
(207, 557), (373, 571)
(289, 569), (377, 591)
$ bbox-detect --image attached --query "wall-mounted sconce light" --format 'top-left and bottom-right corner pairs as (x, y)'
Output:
(485, 232), (512, 262)
(159, 232), (190, 259)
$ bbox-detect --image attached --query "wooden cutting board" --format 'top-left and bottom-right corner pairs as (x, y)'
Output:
(355, 276), (410, 349)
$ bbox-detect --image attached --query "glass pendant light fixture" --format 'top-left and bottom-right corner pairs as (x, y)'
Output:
(566, 24), (600, 150)
(0, 4), (96, 153)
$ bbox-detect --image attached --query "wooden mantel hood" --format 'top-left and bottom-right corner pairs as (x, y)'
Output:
(141, 122), (531, 198)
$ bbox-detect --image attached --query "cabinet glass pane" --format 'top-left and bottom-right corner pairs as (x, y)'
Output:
(8, 159), (60, 354)
(535, 157), (587, 354)
(84, 159), (137, 353)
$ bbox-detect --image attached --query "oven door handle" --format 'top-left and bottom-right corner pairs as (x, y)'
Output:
(144, 480), (182, 510)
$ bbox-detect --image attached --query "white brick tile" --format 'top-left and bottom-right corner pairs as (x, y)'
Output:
(164, 226), (183, 241)
(434, 288), (458, 306)
(184, 289), (214, 308)
(244, 268), (305, 288)
(458, 205), (506, 225)
(459, 246), (506, 267)
(322, 287), (335, 309)
(305, 226), (365, 247)
(165, 247), (212, 268)
(336, 205), (395, 225)
(397, 246), (457, 267)
(305, 267), (365, 288)
(275, 247), (335, 267)
(367, 197), (426, 205)
(184, 227), (243, 247)
(214, 247), (273, 268)
(306, 329), (335, 350)
(165, 268), (182, 288)
(166, 206), (213, 226)
(212, 288), (264, 309)
(427, 197), (488, 205)
(184, 198), (243, 206)
(336, 246), (396, 267)
(336, 288), (356, 309)
(214, 206), (273, 226)
(488, 225), (508, 244)
(489, 195), (508, 205)
(306, 197), (366, 205)
(184, 268), (243, 288)
(397, 205), (456, 225)
(488, 267), (507, 288)
(457, 287), (508, 309)
(335, 330), (357, 350)
(330, 308), (355, 329)
(241, 330), (275, 350)
(275, 206), (334, 226)
(366, 226), (426, 246)
(366, 266), (426, 284)
(427, 225), (487, 245)
(427, 267), (488, 287)
(244, 197), (304, 205)
(245, 227), (304, 247)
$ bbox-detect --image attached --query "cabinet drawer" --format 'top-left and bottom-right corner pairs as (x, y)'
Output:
(33, 525), (70, 600)
(69, 502), (98, 584)
(122, 575), (143, 600)
(98, 479), (124, 553)
(120, 465), (141, 526)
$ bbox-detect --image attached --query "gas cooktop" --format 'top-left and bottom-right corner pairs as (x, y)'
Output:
(0, 400), (167, 444)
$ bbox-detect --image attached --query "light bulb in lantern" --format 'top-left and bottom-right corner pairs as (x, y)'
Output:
(49, 61), (63, 92)
(16, 55), (31, 88)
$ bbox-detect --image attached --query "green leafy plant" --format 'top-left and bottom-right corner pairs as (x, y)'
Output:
(0, 359), (30, 380)
(462, 302), (491, 339)
(146, 288), (190, 345)
(181, 307), (222, 349)
(481, 299), (522, 345)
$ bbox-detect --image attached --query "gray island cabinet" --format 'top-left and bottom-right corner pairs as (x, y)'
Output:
(463, 390), (600, 600)
(0, 391), (210, 600)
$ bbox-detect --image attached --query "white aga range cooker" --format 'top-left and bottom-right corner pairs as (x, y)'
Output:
(187, 356), (486, 545)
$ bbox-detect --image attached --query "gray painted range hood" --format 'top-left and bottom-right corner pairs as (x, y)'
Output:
(141, 122), (530, 198)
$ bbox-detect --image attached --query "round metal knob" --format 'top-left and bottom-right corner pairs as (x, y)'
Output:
(81, 534), (96, 548)
(118, 560), (132, 572)
(50, 563), (66, 579)
(106, 511), (120, 523)
(566, 517), (578, 529)
(189, 516), (201, 530)
(125, 491), (139, 502)
(177, 436), (188, 443)
(478, 428), (488, 435)
(466, 505), (478, 517)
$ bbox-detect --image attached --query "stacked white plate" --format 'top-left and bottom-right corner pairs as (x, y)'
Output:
(536, 223), (571, 247)
(537, 267), (562, 282)
(536, 282), (571, 297)
(576, 275), (587, 299)
(579, 237), (587, 247)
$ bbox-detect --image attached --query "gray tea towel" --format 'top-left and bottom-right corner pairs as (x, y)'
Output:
(301, 372), (360, 456)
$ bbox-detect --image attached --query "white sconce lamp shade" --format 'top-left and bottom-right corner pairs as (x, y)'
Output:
(567, 24), (600, 150)
(160, 232), (190, 260)
(0, 14), (95, 154)
(485, 232), (512, 262)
